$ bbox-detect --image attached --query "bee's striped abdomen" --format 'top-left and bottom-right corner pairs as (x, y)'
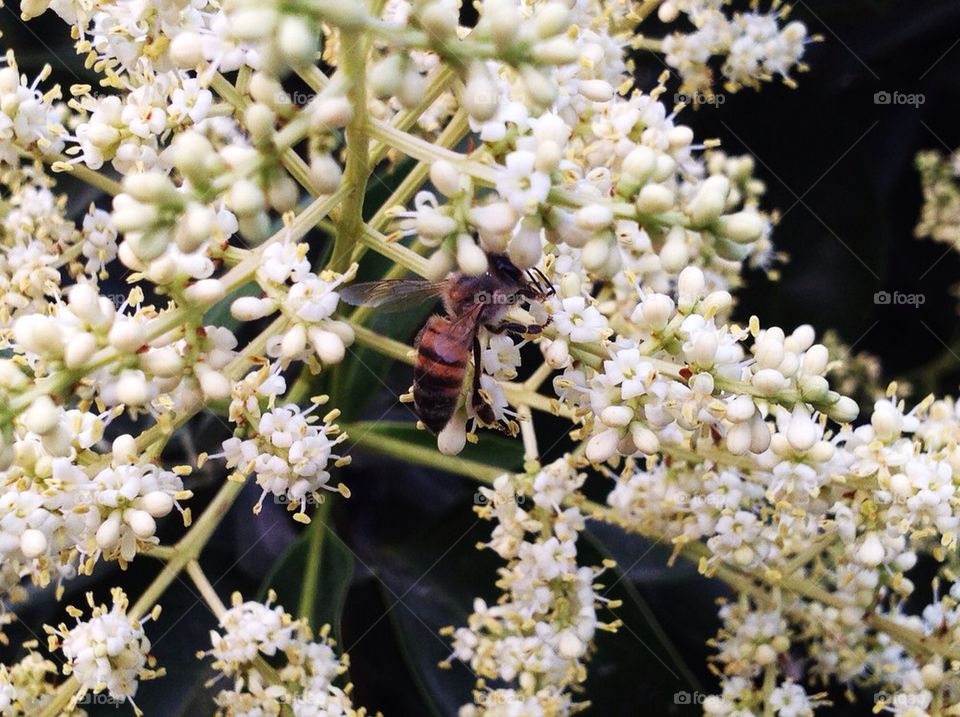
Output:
(414, 316), (470, 433)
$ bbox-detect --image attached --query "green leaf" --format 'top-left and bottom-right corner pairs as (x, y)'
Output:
(578, 529), (702, 711)
(367, 505), (499, 716)
(259, 511), (354, 643)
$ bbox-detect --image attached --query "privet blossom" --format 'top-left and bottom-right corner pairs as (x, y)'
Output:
(0, 0), (953, 714)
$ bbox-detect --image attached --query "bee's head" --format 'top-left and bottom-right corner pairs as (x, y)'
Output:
(489, 253), (524, 284)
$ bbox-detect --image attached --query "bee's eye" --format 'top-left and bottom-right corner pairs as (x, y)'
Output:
(492, 254), (521, 280)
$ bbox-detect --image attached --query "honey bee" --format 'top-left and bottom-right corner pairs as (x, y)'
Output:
(339, 254), (553, 433)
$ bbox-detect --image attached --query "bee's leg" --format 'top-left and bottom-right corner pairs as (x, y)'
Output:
(485, 321), (547, 338)
(471, 337), (498, 427)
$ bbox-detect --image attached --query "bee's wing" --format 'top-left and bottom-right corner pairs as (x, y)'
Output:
(432, 303), (484, 361)
(339, 279), (446, 312)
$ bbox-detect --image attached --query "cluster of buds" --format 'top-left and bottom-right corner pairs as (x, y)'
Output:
(201, 592), (365, 716)
(447, 457), (619, 714)
(44, 589), (163, 716)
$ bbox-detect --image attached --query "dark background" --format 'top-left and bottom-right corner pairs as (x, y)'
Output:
(2, 1), (960, 715)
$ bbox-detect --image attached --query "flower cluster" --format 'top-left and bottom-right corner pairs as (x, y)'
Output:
(201, 592), (367, 716)
(45, 589), (162, 716)
(656, 0), (811, 97)
(215, 394), (350, 522)
(448, 457), (617, 714)
(0, 417), (189, 596)
(916, 148), (960, 249)
(2, 0), (958, 714)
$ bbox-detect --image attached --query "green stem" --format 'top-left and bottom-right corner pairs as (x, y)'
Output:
(330, 29), (371, 272)
(345, 425), (502, 481)
(297, 499), (332, 621)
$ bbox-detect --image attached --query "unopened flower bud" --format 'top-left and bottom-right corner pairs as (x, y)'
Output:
(687, 175), (730, 226)
(535, 2), (570, 38)
(520, 65), (558, 106)
(586, 428), (620, 463)
(798, 375), (829, 402)
(658, 1), (679, 22)
(143, 491), (175, 518)
(635, 183), (674, 214)
(621, 145), (657, 187)
(579, 79), (614, 103)
(544, 338), (569, 368)
(457, 235), (489, 276)
(140, 347), (183, 378)
(508, 222), (543, 269)
(123, 171), (179, 205)
(278, 16), (318, 68)
(116, 369), (150, 405)
(658, 225), (689, 273)
(575, 204), (613, 231)
(827, 396), (859, 423)
(126, 509), (157, 539)
(462, 62), (498, 121)
(310, 153), (343, 194)
(677, 265), (705, 309)
(170, 31), (205, 67)
(20, 528), (47, 559)
(470, 202), (517, 236)
(531, 37), (579, 65)
(558, 631), (584, 658)
(801, 344), (829, 375)
(419, 2), (458, 38)
(581, 236), (611, 272)
(232, 296), (277, 321)
(857, 533), (885, 567)
(717, 211), (764, 244)
(65, 332), (98, 370)
(437, 411), (467, 455)
(601, 405), (633, 428)
(752, 368), (786, 395)
(69, 283), (107, 326)
(244, 102), (276, 143)
(108, 321), (146, 353)
(629, 422), (660, 454)
(228, 180), (265, 217)
(184, 279), (225, 306)
(96, 514), (122, 550)
(195, 364), (231, 400)
(786, 409), (818, 452)
(22, 395), (60, 435)
(430, 160), (461, 198)
(14, 314), (64, 357)
(309, 328), (346, 365)
(726, 422), (752, 454)
(398, 66), (427, 108)
(282, 324), (307, 359)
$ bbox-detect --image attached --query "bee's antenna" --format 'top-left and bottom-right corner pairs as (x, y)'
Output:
(531, 267), (554, 296)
